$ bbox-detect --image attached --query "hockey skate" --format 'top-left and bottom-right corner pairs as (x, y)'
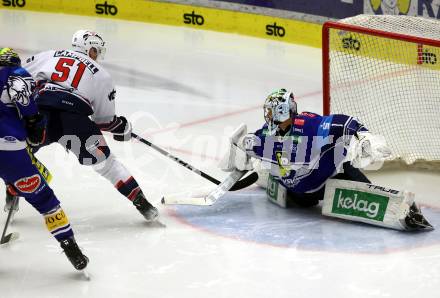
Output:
(133, 192), (159, 222)
(4, 191), (19, 213)
(4, 191), (19, 225)
(403, 202), (434, 231)
(60, 237), (89, 270)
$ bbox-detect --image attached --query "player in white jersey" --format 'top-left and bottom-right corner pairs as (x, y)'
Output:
(23, 30), (159, 222)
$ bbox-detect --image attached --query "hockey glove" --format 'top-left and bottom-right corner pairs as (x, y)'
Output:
(24, 113), (46, 147)
(219, 123), (254, 172)
(347, 131), (391, 169)
(112, 116), (132, 142)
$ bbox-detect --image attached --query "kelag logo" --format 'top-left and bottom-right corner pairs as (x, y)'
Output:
(342, 36), (361, 51)
(96, 1), (118, 16)
(2, 0), (26, 7)
(183, 11), (204, 26)
(331, 188), (389, 221)
(266, 22), (285, 37)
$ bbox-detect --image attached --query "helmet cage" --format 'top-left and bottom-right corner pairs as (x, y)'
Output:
(263, 89), (296, 135)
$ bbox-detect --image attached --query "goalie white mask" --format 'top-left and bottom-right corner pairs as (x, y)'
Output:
(72, 29), (106, 60)
(263, 88), (297, 135)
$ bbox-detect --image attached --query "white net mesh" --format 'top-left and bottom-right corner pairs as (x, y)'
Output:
(339, 15), (440, 40)
(325, 15), (440, 167)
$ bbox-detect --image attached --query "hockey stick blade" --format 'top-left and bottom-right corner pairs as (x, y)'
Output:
(205, 169), (246, 204)
(161, 196), (214, 206)
(132, 133), (257, 191)
(0, 232), (19, 245)
(1, 196), (19, 245)
(160, 172), (257, 205)
(162, 169), (246, 206)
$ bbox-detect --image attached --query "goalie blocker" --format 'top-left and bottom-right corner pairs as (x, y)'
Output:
(322, 179), (433, 231)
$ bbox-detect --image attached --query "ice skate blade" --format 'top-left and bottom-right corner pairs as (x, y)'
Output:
(0, 232), (19, 245)
(81, 269), (91, 281)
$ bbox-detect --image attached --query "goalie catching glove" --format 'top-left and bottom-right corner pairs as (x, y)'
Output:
(346, 131), (391, 169)
(219, 123), (254, 172)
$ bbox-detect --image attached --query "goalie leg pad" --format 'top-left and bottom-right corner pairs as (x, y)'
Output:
(266, 174), (287, 208)
(254, 159), (270, 189)
(322, 179), (433, 231)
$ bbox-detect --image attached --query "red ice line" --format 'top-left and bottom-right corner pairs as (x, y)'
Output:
(140, 90), (322, 160)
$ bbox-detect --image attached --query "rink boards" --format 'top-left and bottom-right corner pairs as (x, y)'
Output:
(0, 0), (322, 47)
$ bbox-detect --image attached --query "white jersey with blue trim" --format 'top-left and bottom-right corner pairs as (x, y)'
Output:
(24, 49), (116, 125)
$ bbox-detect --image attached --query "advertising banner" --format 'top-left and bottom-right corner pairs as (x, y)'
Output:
(211, 0), (364, 19)
(213, 0), (440, 20)
(364, 0), (440, 19)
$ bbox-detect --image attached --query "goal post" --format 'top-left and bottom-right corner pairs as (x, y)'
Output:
(322, 15), (440, 167)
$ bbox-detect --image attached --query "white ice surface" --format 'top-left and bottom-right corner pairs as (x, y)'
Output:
(1, 10), (440, 298)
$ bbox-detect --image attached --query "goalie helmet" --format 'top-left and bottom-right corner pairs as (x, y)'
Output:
(0, 48), (21, 67)
(72, 29), (106, 60)
(263, 88), (297, 135)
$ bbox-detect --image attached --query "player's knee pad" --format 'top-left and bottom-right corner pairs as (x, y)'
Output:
(59, 134), (111, 166)
(83, 136), (111, 165)
(322, 179), (433, 231)
(92, 154), (131, 186)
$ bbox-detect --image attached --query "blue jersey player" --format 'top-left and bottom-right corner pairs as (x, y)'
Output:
(0, 48), (88, 270)
(220, 89), (433, 230)
(220, 88), (392, 207)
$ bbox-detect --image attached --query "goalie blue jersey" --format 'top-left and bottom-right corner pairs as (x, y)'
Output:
(248, 112), (367, 193)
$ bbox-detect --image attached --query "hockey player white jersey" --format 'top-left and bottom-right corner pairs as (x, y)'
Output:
(24, 49), (116, 125)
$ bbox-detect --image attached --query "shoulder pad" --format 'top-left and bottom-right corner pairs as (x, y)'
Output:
(8, 74), (35, 107)
(10, 66), (31, 78)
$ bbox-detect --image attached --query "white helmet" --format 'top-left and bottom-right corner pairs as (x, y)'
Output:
(72, 29), (106, 60)
(263, 88), (297, 135)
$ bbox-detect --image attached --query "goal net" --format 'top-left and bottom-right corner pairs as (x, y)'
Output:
(322, 15), (440, 168)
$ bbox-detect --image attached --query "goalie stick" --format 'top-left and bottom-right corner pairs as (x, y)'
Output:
(131, 133), (257, 191)
(161, 169), (246, 205)
(1, 196), (19, 245)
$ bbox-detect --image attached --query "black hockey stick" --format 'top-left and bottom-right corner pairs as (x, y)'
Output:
(1, 196), (19, 245)
(131, 133), (257, 191)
